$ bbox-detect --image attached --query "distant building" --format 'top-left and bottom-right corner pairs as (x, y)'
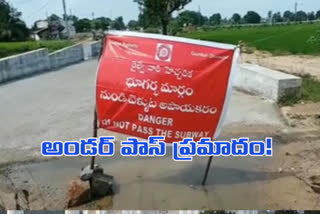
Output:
(61, 20), (76, 38)
(31, 18), (75, 40)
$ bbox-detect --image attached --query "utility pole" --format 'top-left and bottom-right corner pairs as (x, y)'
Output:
(294, 1), (303, 22)
(62, 0), (70, 38)
(91, 12), (96, 30)
(198, 5), (202, 26)
(268, 10), (273, 25)
(294, 1), (298, 22)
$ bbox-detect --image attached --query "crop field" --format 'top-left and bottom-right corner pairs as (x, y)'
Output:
(182, 23), (320, 55)
(0, 40), (74, 58)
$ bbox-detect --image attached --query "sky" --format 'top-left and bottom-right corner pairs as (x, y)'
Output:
(6, 0), (320, 27)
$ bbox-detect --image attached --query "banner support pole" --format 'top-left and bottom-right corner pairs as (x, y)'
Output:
(201, 156), (213, 186)
(91, 106), (97, 169)
(89, 106), (98, 200)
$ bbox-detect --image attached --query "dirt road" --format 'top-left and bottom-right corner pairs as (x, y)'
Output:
(241, 51), (320, 80)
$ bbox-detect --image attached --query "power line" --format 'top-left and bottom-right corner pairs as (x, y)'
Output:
(23, 0), (49, 20)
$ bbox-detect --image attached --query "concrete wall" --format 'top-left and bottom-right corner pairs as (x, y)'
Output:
(91, 40), (102, 57)
(25, 212), (64, 214)
(49, 43), (84, 70)
(83, 41), (102, 60)
(0, 43), (88, 84)
(0, 48), (50, 84)
(0, 43), (302, 105)
(234, 63), (302, 102)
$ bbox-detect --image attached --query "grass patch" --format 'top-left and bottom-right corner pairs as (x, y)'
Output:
(278, 94), (301, 106)
(181, 23), (320, 56)
(300, 74), (320, 102)
(279, 73), (320, 106)
(0, 40), (74, 58)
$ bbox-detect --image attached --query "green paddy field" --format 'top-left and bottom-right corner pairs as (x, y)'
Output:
(182, 23), (320, 55)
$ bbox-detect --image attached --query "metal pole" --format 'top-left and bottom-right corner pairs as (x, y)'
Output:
(89, 106), (98, 200)
(91, 106), (98, 169)
(201, 156), (213, 186)
(294, 2), (298, 22)
(62, 0), (70, 38)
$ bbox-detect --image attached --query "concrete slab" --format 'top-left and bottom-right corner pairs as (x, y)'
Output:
(224, 90), (285, 128)
(235, 63), (302, 102)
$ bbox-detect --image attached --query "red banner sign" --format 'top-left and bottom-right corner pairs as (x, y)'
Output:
(96, 31), (239, 143)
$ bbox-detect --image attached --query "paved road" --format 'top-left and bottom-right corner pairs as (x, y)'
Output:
(0, 59), (290, 209)
(0, 60), (97, 164)
(0, 59), (285, 165)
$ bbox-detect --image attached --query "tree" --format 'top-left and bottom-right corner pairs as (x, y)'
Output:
(201, 211), (235, 214)
(316, 10), (320, 19)
(305, 211), (320, 214)
(272, 12), (283, 23)
(0, 0), (29, 41)
(66, 15), (78, 23)
(177, 10), (206, 27)
(94, 17), (112, 30)
(243, 11), (261, 24)
(232, 13), (241, 24)
(134, 0), (192, 35)
(295, 10), (308, 21)
(283, 10), (294, 22)
(168, 18), (182, 35)
(274, 211), (298, 214)
(209, 13), (222, 25)
(128, 20), (139, 30)
(308, 12), (316, 21)
(111, 16), (126, 30)
(74, 18), (92, 32)
(48, 14), (61, 22)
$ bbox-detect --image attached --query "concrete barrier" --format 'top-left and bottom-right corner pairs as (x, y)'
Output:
(91, 40), (102, 57)
(83, 41), (102, 60)
(0, 43), (97, 84)
(0, 43), (302, 105)
(49, 43), (84, 69)
(235, 63), (302, 102)
(0, 48), (50, 83)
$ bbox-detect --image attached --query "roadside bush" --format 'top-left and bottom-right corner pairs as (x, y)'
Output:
(308, 30), (320, 47)
(279, 73), (320, 106)
(144, 28), (161, 34)
(0, 40), (74, 58)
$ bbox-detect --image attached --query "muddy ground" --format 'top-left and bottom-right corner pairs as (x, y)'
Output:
(1, 124), (320, 210)
(242, 51), (320, 207)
